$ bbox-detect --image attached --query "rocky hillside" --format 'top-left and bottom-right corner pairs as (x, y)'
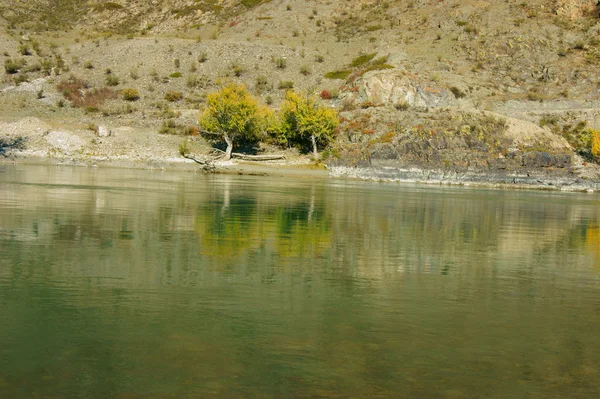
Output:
(2, 0), (600, 186)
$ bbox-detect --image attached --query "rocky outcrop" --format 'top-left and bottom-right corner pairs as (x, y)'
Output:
(330, 107), (577, 182)
(346, 70), (455, 108)
(555, 0), (597, 19)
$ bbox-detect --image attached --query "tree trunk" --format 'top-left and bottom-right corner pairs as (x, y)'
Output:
(223, 133), (233, 161)
(311, 134), (319, 159)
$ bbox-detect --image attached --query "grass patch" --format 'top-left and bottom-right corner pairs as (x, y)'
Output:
(350, 53), (377, 68)
(324, 70), (352, 80)
(278, 80), (294, 89)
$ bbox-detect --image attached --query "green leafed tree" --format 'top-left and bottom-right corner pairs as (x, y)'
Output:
(279, 91), (339, 158)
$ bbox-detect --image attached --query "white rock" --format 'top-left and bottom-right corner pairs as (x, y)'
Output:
(97, 126), (112, 137)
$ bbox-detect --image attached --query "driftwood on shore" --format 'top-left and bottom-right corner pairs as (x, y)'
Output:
(182, 147), (286, 172)
(211, 148), (286, 161)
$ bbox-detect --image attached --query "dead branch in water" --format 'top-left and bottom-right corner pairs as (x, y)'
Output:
(183, 154), (216, 172)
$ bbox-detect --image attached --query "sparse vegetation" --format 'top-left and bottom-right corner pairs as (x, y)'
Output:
(274, 57), (287, 69)
(105, 75), (120, 86)
(324, 70), (351, 80)
(3, 0), (600, 174)
(350, 53), (377, 68)
(121, 88), (140, 101)
(57, 76), (117, 108)
(4, 58), (26, 74)
(165, 91), (183, 102)
(278, 80), (294, 89)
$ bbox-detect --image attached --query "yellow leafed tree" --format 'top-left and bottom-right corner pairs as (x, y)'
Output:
(199, 83), (268, 160)
(279, 91), (339, 158)
(591, 129), (600, 159)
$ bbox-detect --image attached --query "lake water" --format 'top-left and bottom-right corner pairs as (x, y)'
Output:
(1, 165), (600, 398)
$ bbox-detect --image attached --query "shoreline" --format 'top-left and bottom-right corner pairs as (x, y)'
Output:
(2, 153), (600, 193)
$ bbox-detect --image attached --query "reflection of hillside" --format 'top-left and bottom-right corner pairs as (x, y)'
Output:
(1, 167), (600, 285)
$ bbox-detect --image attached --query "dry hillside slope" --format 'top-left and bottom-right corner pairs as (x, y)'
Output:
(1, 0), (600, 186)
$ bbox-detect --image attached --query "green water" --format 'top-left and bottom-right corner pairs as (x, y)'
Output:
(1, 165), (600, 398)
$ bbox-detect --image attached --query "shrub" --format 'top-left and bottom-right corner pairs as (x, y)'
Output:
(57, 76), (117, 108)
(572, 40), (585, 50)
(198, 52), (208, 63)
(57, 76), (89, 98)
(18, 44), (31, 56)
(165, 91), (183, 102)
(527, 91), (544, 102)
(105, 75), (120, 86)
(300, 65), (310, 75)
(121, 88), (140, 101)
(450, 86), (466, 99)
(278, 80), (294, 89)
(4, 58), (26, 74)
(178, 140), (190, 155)
(24, 63), (41, 73)
(274, 57), (287, 69)
(186, 74), (207, 89)
(232, 65), (245, 77)
(255, 75), (268, 89)
(159, 119), (179, 134)
(169, 71), (183, 78)
(359, 64), (394, 75)
(14, 73), (29, 85)
(394, 101), (410, 111)
(320, 90), (332, 100)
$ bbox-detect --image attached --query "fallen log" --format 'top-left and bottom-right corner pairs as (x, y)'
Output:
(212, 148), (286, 161)
(231, 153), (286, 161)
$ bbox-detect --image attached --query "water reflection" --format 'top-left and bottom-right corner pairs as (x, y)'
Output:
(1, 165), (600, 398)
